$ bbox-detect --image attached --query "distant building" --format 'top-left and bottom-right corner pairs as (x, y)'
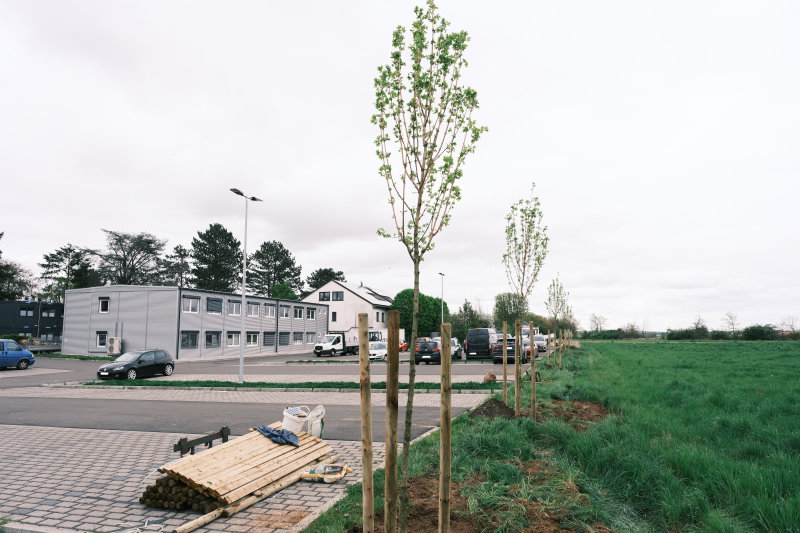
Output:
(62, 285), (329, 359)
(301, 280), (396, 340)
(0, 300), (64, 342)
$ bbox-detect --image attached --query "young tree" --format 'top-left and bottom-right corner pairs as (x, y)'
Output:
(503, 183), (548, 319)
(305, 267), (346, 293)
(723, 312), (738, 334)
(159, 245), (192, 287)
(372, 3), (486, 526)
(544, 275), (570, 360)
(190, 223), (242, 293)
(95, 229), (166, 285)
(248, 240), (303, 297)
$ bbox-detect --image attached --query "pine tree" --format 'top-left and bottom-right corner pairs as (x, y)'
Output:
(190, 224), (242, 293)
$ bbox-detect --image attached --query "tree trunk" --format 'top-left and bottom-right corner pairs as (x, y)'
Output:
(398, 259), (420, 533)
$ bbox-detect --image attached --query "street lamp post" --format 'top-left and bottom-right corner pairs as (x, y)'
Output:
(230, 188), (263, 384)
(438, 272), (445, 326)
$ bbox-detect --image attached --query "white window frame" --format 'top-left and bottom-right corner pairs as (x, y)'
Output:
(205, 331), (221, 348)
(264, 305), (276, 318)
(181, 331), (199, 349)
(246, 332), (259, 346)
(96, 331), (107, 347)
(306, 308), (316, 320)
(247, 303), (259, 317)
(294, 307), (304, 319)
(228, 301), (241, 316)
(332, 291), (344, 301)
(182, 297), (199, 313)
(99, 298), (110, 313)
(293, 332), (304, 345)
(306, 332), (316, 344)
(226, 332), (241, 347)
(280, 306), (290, 318)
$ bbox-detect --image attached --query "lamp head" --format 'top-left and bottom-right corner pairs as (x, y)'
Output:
(230, 188), (244, 197)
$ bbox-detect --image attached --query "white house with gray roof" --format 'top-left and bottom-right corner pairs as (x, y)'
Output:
(300, 280), (402, 343)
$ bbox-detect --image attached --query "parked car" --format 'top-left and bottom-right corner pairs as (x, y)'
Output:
(97, 350), (175, 380)
(0, 339), (35, 370)
(450, 338), (463, 359)
(369, 342), (389, 361)
(533, 334), (547, 352)
(464, 328), (497, 359)
(521, 338), (532, 360)
(414, 340), (442, 365)
(491, 334), (526, 364)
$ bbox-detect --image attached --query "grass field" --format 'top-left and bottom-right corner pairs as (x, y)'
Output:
(305, 341), (800, 532)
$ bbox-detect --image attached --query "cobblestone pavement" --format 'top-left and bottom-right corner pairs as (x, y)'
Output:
(0, 372), (491, 533)
(0, 424), (387, 533)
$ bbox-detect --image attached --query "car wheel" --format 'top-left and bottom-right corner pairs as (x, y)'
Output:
(330, 349), (337, 357)
(126, 368), (137, 380)
(16, 359), (29, 370)
(316, 353), (321, 357)
(163, 364), (174, 376)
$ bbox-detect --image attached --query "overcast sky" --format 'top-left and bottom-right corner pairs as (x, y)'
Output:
(2, 1), (798, 332)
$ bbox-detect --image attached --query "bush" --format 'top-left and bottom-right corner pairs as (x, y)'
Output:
(741, 324), (778, 341)
(710, 330), (731, 340)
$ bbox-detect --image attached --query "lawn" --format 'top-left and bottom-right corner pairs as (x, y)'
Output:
(305, 341), (800, 532)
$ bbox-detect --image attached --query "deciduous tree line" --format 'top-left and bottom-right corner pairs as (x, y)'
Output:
(1, 225), (345, 302)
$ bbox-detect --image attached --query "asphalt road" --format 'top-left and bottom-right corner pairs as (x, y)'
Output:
(0, 352), (495, 441)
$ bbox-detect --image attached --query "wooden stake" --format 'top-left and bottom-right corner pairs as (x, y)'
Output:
(514, 319), (521, 417)
(385, 310), (400, 533)
(530, 347), (536, 421)
(502, 321), (508, 405)
(439, 323), (452, 532)
(359, 313), (374, 533)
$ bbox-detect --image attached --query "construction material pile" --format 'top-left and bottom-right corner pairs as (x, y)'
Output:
(139, 423), (334, 512)
(140, 476), (222, 513)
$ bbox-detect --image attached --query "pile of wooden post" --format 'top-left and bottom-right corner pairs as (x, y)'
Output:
(140, 476), (222, 513)
(139, 422), (335, 522)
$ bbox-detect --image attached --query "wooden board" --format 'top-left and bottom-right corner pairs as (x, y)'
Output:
(158, 422), (334, 504)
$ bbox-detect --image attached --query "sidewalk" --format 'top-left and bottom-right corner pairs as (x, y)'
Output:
(0, 424), (385, 533)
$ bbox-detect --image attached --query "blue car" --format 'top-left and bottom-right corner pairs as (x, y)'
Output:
(0, 339), (36, 370)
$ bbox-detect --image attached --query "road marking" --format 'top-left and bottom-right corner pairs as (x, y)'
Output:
(0, 368), (70, 379)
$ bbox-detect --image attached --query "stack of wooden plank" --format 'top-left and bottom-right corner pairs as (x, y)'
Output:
(156, 423), (334, 505)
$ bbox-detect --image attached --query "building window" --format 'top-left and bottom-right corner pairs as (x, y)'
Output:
(279, 332), (290, 346)
(332, 311), (337, 322)
(206, 298), (222, 314)
(280, 306), (290, 318)
(182, 297), (199, 313)
(263, 332), (276, 346)
(319, 292), (330, 301)
(42, 310), (55, 318)
(246, 332), (259, 346)
(293, 332), (303, 345)
(227, 332), (241, 347)
(205, 331), (221, 348)
(382, 312), (385, 322)
(96, 331), (107, 347)
(294, 307), (304, 319)
(99, 297), (110, 313)
(376, 312), (380, 322)
(181, 331), (199, 349)
(228, 300), (241, 316)
(332, 291), (344, 301)
(306, 308), (316, 320)
(264, 304), (276, 318)
(306, 332), (316, 343)
(247, 303), (259, 317)
(20, 308), (34, 317)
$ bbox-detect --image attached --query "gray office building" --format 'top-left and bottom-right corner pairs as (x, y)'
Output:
(62, 285), (329, 359)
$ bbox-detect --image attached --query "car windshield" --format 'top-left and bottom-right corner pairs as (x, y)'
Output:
(534, 335), (545, 341)
(319, 335), (338, 343)
(115, 352), (142, 363)
(373, 343), (387, 350)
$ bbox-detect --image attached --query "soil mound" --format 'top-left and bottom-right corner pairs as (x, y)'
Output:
(469, 397), (516, 419)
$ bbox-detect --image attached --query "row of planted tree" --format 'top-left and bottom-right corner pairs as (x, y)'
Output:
(354, 310), (572, 532)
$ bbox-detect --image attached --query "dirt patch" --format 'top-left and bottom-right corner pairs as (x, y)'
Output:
(469, 397), (516, 419)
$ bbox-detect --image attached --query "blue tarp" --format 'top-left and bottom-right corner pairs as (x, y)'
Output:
(254, 426), (299, 447)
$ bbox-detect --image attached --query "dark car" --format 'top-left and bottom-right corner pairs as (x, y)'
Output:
(414, 340), (442, 365)
(97, 350), (175, 380)
(464, 328), (497, 359)
(491, 334), (528, 364)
